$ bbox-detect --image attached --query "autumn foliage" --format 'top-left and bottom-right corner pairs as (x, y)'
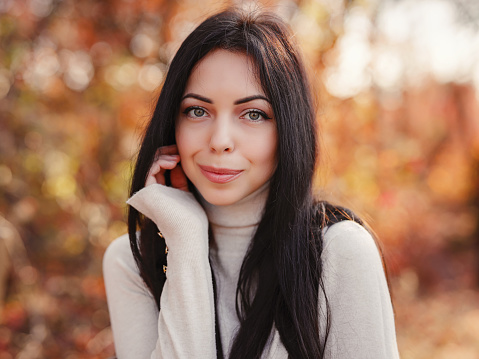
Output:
(1, 0), (478, 357)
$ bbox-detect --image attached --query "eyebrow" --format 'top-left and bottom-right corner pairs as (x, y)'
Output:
(181, 93), (271, 105)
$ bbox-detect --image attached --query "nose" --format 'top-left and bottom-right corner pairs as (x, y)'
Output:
(209, 116), (235, 153)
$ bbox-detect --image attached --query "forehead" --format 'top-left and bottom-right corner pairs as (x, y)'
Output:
(184, 49), (264, 96)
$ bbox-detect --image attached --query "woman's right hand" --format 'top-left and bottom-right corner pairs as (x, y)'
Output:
(146, 145), (188, 191)
(129, 144), (208, 236)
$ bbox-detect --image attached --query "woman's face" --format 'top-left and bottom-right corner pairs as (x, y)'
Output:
(175, 49), (277, 206)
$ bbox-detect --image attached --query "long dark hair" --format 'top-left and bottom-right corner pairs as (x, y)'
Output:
(128, 9), (376, 358)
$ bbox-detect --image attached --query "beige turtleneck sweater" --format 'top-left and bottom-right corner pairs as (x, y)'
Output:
(103, 184), (399, 358)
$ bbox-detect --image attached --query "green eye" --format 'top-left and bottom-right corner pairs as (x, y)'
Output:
(245, 110), (270, 121)
(184, 107), (207, 118)
(193, 108), (205, 117)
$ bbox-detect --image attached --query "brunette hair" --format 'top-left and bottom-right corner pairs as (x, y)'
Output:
(128, 8), (370, 358)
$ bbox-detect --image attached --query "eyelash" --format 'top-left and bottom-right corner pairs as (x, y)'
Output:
(182, 106), (272, 121)
(183, 106), (207, 118)
(243, 109), (271, 121)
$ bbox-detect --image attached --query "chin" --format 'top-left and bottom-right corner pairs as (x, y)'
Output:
(194, 186), (243, 207)
(200, 192), (239, 206)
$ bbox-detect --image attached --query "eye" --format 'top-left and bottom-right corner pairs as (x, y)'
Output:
(244, 110), (270, 122)
(192, 108), (205, 117)
(184, 106), (207, 118)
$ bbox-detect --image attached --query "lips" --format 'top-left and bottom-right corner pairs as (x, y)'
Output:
(199, 165), (243, 184)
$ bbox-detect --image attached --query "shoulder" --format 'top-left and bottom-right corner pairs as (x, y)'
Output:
(103, 233), (140, 280)
(102, 232), (154, 297)
(320, 220), (387, 288)
(103, 233), (132, 264)
(319, 222), (398, 358)
(322, 220), (381, 265)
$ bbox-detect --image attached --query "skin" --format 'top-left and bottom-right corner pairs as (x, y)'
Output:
(146, 49), (278, 206)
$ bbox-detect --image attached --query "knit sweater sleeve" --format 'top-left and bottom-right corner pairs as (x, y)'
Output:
(320, 220), (400, 359)
(103, 184), (216, 358)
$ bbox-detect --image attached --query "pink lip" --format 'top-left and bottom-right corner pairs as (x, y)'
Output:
(199, 165), (243, 184)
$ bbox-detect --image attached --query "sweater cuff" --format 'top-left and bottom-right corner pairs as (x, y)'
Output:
(127, 184), (209, 248)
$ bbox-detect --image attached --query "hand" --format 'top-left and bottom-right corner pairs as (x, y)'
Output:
(146, 145), (188, 191)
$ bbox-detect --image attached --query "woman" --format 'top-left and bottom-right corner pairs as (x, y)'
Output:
(103, 8), (399, 359)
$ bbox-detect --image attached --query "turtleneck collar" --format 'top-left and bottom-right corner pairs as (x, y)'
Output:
(198, 182), (269, 229)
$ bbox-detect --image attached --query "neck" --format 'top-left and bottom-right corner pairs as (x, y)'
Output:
(197, 182), (269, 255)
(199, 183), (270, 356)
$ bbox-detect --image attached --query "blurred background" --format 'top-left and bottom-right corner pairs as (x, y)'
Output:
(1, 0), (478, 357)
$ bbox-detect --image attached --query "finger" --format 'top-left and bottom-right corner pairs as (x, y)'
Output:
(158, 154), (180, 162)
(154, 160), (179, 185)
(146, 174), (163, 186)
(148, 159), (178, 178)
(155, 159), (179, 171)
(158, 145), (179, 156)
(154, 146), (177, 161)
(146, 162), (165, 186)
(154, 148), (161, 161)
(170, 163), (189, 191)
(148, 156), (179, 177)
(146, 159), (179, 186)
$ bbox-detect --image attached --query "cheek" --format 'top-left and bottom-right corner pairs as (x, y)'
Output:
(175, 127), (186, 156)
(175, 123), (199, 177)
(175, 121), (194, 156)
(251, 129), (278, 172)
(265, 141), (278, 173)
